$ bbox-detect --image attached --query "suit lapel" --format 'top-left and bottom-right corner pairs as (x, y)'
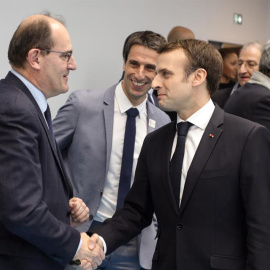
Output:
(103, 86), (116, 175)
(146, 101), (156, 134)
(160, 121), (181, 214)
(179, 106), (224, 215)
(5, 72), (73, 198)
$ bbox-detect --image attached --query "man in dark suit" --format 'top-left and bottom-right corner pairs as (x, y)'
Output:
(212, 41), (263, 108)
(0, 13), (104, 270)
(224, 44), (270, 131)
(89, 39), (270, 269)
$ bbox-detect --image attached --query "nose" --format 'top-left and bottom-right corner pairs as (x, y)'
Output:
(151, 74), (160, 90)
(238, 63), (247, 74)
(68, 55), (77, 70)
(135, 66), (145, 80)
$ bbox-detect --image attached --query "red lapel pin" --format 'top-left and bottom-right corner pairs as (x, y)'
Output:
(209, 133), (214, 138)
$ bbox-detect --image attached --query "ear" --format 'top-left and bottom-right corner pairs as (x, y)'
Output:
(122, 60), (126, 71)
(192, 68), (207, 87)
(27, 49), (41, 70)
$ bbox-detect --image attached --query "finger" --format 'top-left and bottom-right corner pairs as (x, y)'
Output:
(80, 259), (93, 270)
(88, 234), (100, 250)
(73, 208), (89, 222)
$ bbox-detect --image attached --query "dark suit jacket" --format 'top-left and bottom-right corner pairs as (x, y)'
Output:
(0, 72), (80, 270)
(211, 87), (234, 108)
(92, 105), (270, 270)
(224, 82), (270, 131)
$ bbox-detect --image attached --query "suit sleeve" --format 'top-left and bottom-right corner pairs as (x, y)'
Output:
(0, 101), (80, 266)
(240, 124), (270, 268)
(53, 91), (80, 151)
(91, 138), (154, 254)
(249, 95), (270, 132)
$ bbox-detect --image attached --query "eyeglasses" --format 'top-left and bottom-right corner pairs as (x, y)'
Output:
(39, 49), (73, 62)
(238, 60), (258, 71)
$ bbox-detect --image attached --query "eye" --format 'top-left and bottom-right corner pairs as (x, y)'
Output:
(162, 71), (170, 78)
(145, 65), (156, 72)
(129, 61), (139, 68)
(247, 61), (257, 68)
(60, 52), (72, 62)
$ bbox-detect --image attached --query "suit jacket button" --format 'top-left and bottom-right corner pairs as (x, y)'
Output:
(100, 190), (103, 196)
(89, 214), (94, 221)
(177, 224), (183, 230)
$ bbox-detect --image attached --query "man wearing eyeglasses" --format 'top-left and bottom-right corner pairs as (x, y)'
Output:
(0, 13), (104, 270)
(212, 41), (263, 108)
(224, 43), (270, 131)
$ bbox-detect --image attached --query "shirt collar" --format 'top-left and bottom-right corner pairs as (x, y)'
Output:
(115, 81), (147, 118)
(177, 99), (215, 131)
(11, 69), (48, 114)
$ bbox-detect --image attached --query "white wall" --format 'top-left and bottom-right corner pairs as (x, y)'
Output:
(0, 0), (269, 117)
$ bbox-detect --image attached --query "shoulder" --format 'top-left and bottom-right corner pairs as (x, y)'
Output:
(147, 102), (171, 124)
(223, 110), (268, 135)
(65, 85), (116, 109)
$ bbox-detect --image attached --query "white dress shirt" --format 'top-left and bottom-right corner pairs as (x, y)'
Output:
(95, 82), (147, 222)
(172, 99), (215, 205)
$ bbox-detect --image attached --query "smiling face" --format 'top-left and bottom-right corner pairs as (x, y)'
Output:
(38, 21), (77, 98)
(237, 46), (261, 86)
(122, 44), (158, 106)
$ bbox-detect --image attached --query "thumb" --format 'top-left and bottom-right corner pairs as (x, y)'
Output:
(88, 233), (99, 250)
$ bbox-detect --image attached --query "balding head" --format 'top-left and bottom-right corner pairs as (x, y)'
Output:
(167, 26), (195, 42)
(8, 13), (65, 69)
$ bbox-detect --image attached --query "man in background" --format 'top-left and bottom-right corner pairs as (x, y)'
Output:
(53, 31), (170, 270)
(224, 43), (270, 131)
(0, 13), (104, 270)
(167, 25), (195, 42)
(212, 41), (263, 107)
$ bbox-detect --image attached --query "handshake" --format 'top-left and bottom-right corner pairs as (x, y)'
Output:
(71, 232), (105, 270)
(69, 198), (105, 269)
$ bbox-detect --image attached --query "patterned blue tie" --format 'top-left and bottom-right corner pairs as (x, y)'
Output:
(116, 108), (139, 209)
(170, 122), (193, 207)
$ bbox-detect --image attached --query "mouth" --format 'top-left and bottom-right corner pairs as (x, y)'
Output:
(131, 79), (147, 87)
(239, 76), (250, 81)
(157, 93), (166, 99)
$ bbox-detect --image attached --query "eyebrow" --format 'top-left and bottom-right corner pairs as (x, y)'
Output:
(157, 68), (172, 74)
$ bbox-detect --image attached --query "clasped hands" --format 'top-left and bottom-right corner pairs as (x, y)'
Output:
(69, 198), (105, 269)
(73, 233), (105, 270)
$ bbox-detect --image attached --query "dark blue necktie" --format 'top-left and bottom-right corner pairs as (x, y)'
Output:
(170, 121), (193, 207)
(44, 105), (56, 149)
(116, 108), (139, 209)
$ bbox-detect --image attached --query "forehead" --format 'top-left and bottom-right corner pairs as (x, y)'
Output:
(157, 49), (187, 70)
(239, 46), (261, 62)
(50, 22), (72, 50)
(127, 45), (158, 63)
(224, 52), (238, 61)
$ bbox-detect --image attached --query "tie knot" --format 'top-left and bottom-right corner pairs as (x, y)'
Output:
(126, 108), (139, 118)
(177, 121), (193, 136)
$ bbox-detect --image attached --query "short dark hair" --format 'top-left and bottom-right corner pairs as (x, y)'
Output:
(259, 43), (270, 77)
(218, 47), (239, 60)
(8, 13), (64, 69)
(122, 31), (166, 62)
(158, 39), (223, 95)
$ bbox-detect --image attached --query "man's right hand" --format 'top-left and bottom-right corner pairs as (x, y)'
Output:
(73, 232), (105, 269)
